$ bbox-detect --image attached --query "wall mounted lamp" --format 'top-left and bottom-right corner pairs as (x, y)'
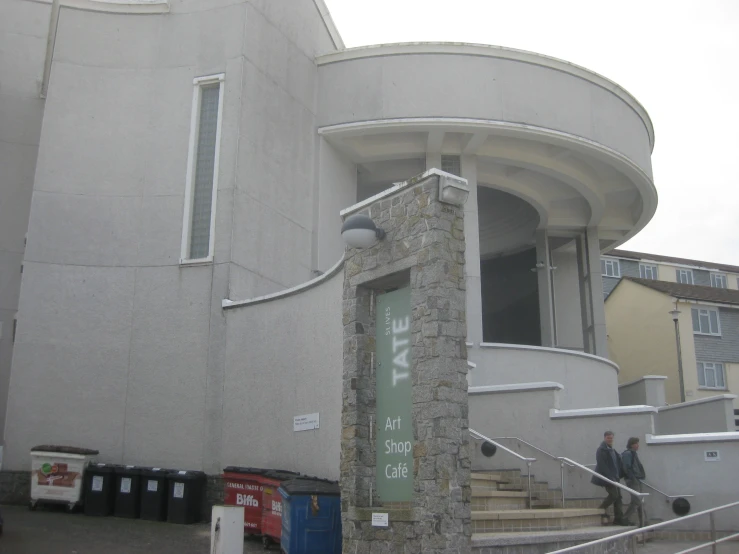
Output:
(341, 214), (386, 249)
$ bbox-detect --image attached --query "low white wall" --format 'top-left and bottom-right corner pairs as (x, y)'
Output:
(619, 375), (667, 407)
(469, 385), (656, 503)
(655, 395), (737, 435)
(221, 265), (343, 480)
(468, 344), (619, 409)
(642, 434), (739, 531)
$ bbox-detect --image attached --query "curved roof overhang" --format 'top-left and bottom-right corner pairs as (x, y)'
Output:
(319, 117), (657, 252)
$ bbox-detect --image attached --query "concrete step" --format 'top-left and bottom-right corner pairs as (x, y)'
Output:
(472, 491), (532, 511)
(472, 525), (636, 553)
(471, 471), (507, 481)
(471, 508), (605, 533)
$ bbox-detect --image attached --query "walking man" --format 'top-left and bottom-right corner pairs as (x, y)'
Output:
(591, 430), (629, 525)
(622, 437), (646, 526)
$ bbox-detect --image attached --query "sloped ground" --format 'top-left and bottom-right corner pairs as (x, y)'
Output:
(0, 504), (267, 553)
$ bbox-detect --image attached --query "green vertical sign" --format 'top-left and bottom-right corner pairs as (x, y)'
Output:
(376, 286), (413, 502)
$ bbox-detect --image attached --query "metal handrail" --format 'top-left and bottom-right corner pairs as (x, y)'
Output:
(469, 429), (536, 508)
(641, 480), (694, 501)
(547, 500), (739, 554)
(487, 436), (569, 464)
(469, 430), (536, 463)
(558, 457), (648, 498)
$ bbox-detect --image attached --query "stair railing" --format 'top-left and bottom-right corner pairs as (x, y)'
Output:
(547, 500), (739, 554)
(469, 429), (536, 508)
(558, 456), (649, 524)
(485, 436), (649, 512)
(488, 436), (574, 508)
(641, 480), (694, 502)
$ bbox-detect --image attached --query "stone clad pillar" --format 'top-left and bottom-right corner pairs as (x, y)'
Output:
(341, 169), (471, 553)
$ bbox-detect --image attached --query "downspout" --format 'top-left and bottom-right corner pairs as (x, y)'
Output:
(41, 0), (62, 99)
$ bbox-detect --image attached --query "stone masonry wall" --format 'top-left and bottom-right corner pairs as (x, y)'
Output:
(341, 172), (471, 553)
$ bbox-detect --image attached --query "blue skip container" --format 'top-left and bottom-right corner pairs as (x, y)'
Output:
(278, 478), (341, 554)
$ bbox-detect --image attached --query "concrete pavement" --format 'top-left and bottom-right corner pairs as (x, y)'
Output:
(0, 504), (267, 553)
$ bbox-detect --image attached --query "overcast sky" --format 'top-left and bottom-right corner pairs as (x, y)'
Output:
(324, 0), (739, 265)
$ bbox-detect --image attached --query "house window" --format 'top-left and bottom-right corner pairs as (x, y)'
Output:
(181, 73), (225, 263)
(639, 264), (658, 280)
(697, 362), (726, 389)
(710, 273), (727, 288)
(441, 155), (461, 177)
(676, 269), (694, 284)
(601, 258), (620, 278)
(692, 307), (721, 335)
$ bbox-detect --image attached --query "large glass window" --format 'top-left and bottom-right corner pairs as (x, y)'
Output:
(181, 74), (225, 263)
(441, 155), (461, 177)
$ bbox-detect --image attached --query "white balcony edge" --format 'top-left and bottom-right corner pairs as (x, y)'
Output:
(618, 375), (668, 388)
(315, 42), (654, 151)
(550, 405), (657, 419)
(469, 382), (564, 395)
(479, 342), (620, 372)
(657, 394), (738, 412)
(222, 257), (344, 310)
(646, 432), (739, 445)
(30, 0), (169, 14)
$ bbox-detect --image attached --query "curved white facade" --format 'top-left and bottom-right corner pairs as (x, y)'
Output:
(0, 0), (657, 476)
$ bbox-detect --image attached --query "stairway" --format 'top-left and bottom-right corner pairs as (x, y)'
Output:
(471, 469), (635, 553)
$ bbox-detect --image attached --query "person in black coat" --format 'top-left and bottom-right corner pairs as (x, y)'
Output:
(591, 430), (629, 525)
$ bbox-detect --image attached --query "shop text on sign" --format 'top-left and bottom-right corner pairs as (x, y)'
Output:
(376, 286), (413, 501)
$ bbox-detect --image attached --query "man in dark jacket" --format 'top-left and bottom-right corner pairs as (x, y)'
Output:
(591, 430), (629, 525)
(621, 437), (646, 526)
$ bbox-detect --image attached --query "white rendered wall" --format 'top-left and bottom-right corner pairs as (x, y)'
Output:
(0, 0), (49, 446)
(316, 139), (356, 272)
(317, 49), (653, 179)
(222, 269), (343, 479)
(3, 0), (337, 471)
(655, 396), (736, 435)
(468, 345), (619, 409)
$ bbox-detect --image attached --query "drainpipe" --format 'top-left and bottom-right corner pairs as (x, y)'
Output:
(669, 308), (686, 403)
(41, 0), (62, 98)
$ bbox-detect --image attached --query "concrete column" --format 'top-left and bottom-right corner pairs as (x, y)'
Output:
(585, 228), (608, 357)
(426, 152), (442, 172)
(575, 229), (608, 357)
(461, 155), (483, 346)
(535, 230), (555, 347)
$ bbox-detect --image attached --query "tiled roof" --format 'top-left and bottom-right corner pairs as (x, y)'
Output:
(622, 277), (739, 306)
(609, 249), (739, 274)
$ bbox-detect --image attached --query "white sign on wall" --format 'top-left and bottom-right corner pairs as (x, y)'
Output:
(293, 413), (320, 432)
(704, 450), (720, 462)
(371, 513), (389, 527)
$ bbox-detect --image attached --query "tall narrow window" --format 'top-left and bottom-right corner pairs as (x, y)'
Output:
(181, 74), (225, 263)
(441, 155), (461, 177)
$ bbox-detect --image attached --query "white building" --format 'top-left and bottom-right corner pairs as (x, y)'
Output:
(1, 0), (737, 542)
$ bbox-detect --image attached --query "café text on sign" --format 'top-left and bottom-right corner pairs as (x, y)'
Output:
(376, 286), (413, 502)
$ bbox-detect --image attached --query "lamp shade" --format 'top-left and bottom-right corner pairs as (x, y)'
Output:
(341, 214), (385, 249)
